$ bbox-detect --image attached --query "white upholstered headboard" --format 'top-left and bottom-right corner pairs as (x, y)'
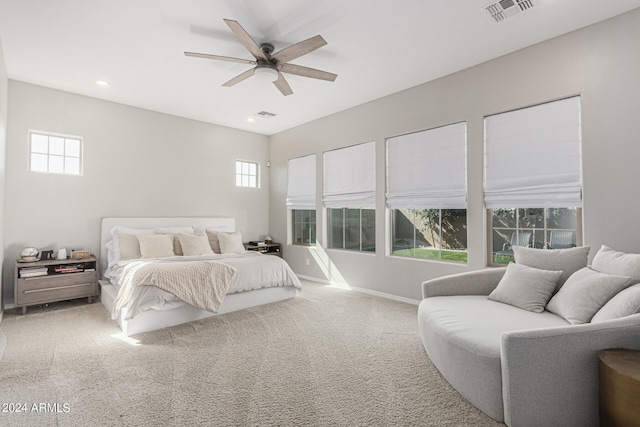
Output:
(99, 217), (235, 276)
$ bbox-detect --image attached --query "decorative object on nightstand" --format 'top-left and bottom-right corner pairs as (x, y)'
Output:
(264, 235), (273, 244)
(19, 247), (39, 262)
(14, 255), (98, 315)
(599, 348), (640, 427)
(244, 242), (281, 257)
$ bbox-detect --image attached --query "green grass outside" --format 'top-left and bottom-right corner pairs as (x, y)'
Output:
(393, 247), (468, 262)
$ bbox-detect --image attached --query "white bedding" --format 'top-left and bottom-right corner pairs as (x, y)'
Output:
(108, 251), (302, 320)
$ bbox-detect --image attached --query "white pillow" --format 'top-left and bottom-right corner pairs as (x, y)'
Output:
(206, 229), (222, 254)
(546, 267), (633, 325)
(218, 232), (245, 254)
(117, 233), (143, 260)
(178, 233), (214, 256)
(591, 283), (640, 322)
(155, 226), (195, 256)
(107, 226), (155, 266)
(488, 262), (562, 313)
(592, 245), (640, 283)
(137, 234), (176, 259)
(513, 245), (590, 288)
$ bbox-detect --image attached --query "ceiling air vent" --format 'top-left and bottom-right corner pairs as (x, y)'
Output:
(256, 111), (277, 119)
(483, 0), (536, 23)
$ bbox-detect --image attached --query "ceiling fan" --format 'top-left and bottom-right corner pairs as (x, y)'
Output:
(184, 19), (337, 96)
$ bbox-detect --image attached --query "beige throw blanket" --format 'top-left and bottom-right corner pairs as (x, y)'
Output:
(113, 260), (236, 317)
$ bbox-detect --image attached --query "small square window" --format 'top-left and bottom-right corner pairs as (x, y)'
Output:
(235, 160), (259, 188)
(29, 131), (83, 176)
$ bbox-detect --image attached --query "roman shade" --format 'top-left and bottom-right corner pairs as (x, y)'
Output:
(286, 154), (316, 210)
(323, 142), (375, 208)
(484, 96), (582, 208)
(386, 122), (467, 209)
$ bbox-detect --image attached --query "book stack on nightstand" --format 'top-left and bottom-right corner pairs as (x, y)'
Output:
(14, 255), (98, 315)
(243, 242), (282, 257)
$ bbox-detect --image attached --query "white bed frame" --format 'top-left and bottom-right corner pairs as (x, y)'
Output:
(99, 217), (298, 336)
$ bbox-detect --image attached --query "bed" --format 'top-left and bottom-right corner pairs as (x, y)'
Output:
(99, 217), (301, 336)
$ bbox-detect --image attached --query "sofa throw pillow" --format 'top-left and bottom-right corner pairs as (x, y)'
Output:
(592, 245), (640, 283)
(178, 233), (214, 256)
(218, 231), (245, 254)
(591, 283), (640, 323)
(546, 267), (633, 325)
(137, 234), (176, 259)
(513, 245), (590, 288)
(487, 262), (563, 313)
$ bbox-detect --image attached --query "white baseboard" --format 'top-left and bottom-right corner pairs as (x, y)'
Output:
(297, 274), (420, 306)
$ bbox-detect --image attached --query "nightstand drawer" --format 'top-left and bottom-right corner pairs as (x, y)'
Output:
(17, 271), (95, 291)
(16, 280), (96, 306)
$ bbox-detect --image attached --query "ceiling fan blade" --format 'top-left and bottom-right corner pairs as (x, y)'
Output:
(273, 72), (293, 96)
(279, 63), (337, 82)
(272, 35), (327, 63)
(223, 19), (267, 60)
(222, 68), (255, 87)
(184, 51), (256, 65)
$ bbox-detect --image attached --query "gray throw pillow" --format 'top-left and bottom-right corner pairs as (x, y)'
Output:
(513, 245), (590, 288)
(488, 262), (562, 313)
(591, 283), (640, 322)
(591, 245), (640, 283)
(546, 267), (633, 325)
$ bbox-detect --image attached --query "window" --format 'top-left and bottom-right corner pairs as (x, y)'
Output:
(29, 131), (82, 175)
(491, 208), (581, 264)
(386, 122), (467, 261)
(292, 209), (316, 245)
(484, 97), (582, 264)
(323, 142), (376, 253)
(327, 208), (375, 251)
(392, 209), (467, 262)
(235, 160), (258, 188)
(287, 155), (317, 245)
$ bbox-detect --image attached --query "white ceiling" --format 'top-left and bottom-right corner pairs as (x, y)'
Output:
(1, 0), (639, 136)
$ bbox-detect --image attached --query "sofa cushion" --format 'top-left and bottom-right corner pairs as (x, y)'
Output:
(546, 267), (633, 325)
(488, 262), (562, 312)
(591, 283), (640, 323)
(592, 245), (640, 283)
(418, 296), (568, 422)
(513, 245), (590, 288)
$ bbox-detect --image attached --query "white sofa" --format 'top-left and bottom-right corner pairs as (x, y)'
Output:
(417, 245), (640, 427)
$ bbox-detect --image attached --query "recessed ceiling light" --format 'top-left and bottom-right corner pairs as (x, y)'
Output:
(246, 117), (255, 122)
(95, 80), (110, 87)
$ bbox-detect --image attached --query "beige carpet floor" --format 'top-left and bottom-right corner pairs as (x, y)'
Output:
(0, 281), (503, 427)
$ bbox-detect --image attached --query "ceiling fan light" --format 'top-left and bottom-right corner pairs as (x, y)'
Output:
(254, 66), (279, 82)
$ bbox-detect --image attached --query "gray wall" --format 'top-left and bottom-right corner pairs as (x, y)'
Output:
(269, 9), (640, 301)
(3, 82), (270, 306)
(0, 38), (7, 318)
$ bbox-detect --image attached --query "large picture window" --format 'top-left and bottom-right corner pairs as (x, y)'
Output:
(491, 208), (581, 264)
(287, 155), (316, 245)
(484, 97), (582, 264)
(292, 209), (316, 245)
(327, 208), (375, 252)
(323, 142), (376, 253)
(386, 122), (467, 262)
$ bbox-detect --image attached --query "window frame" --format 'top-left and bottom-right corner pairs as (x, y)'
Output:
(291, 209), (316, 246)
(235, 160), (259, 188)
(29, 130), (83, 176)
(487, 207), (583, 266)
(391, 208), (468, 263)
(326, 207), (376, 253)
